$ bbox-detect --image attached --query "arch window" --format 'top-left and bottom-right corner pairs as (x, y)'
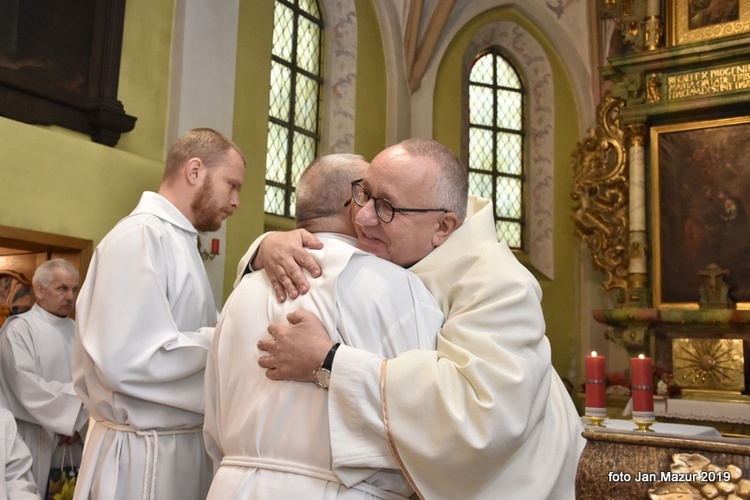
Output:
(264, 0), (323, 218)
(467, 48), (525, 249)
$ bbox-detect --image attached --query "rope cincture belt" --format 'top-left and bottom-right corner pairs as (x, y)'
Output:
(220, 455), (410, 500)
(99, 420), (203, 500)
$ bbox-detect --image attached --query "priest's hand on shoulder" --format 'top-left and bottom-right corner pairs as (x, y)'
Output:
(253, 229), (323, 302)
(258, 310), (333, 382)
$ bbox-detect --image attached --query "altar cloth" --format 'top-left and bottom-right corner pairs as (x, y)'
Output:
(581, 417), (722, 437)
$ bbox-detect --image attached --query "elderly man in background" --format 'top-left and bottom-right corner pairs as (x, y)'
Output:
(0, 258), (88, 492)
(204, 154), (442, 499)
(254, 138), (584, 499)
(73, 128), (246, 500)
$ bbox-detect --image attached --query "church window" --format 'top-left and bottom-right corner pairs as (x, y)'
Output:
(265, 0), (323, 218)
(467, 48), (525, 249)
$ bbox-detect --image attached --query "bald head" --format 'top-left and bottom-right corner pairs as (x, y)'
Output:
(352, 138), (465, 267)
(398, 138), (468, 222)
(295, 154), (368, 236)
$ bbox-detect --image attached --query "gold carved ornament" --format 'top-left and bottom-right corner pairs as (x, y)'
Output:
(672, 338), (745, 395)
(571, 93), (629, 292)
(649, 453), (750, 499)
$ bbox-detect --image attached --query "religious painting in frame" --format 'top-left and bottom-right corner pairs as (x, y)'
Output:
(0, 0), (135, 146)
(651, 116), (750, 309)
(668, 0), (750, 46)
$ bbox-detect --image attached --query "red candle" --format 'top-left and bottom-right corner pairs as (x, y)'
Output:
(211, 238), (220, 255)
(585, 351), (606, 417)
(630, 354), (654, 419)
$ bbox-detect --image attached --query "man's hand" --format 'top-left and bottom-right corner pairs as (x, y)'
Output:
(258, 310), (334, 382)
(58, 431), (80, 446)
(253, 229), (323, 301)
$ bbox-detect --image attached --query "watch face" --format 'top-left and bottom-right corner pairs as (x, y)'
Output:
(314, 368), (331, 389)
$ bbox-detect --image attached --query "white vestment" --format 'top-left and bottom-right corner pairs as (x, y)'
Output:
(73, 192), (216, 500)
(329, 196), (585, 499)
(204, 234), (443, 499)
(0, 304), (87, 491)
(0, 407), (39, 499)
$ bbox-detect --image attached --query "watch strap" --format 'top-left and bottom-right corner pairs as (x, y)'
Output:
(321, 343), (341, 372)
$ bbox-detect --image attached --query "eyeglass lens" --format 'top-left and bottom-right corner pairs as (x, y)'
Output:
(352, 183), (394, 223)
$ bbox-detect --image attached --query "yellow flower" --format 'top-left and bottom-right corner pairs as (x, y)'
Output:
(52, 472), (76, 500)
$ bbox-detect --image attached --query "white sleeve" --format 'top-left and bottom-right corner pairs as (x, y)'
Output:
(0, 323), (84, 436)
(202, 308), (228, 468)
(1, 411), (39, 499)
(328, 346), (391, 484)
(328, 256), (443, 485)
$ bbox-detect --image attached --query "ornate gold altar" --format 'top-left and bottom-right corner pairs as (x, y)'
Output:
(573, 0), (750, 426)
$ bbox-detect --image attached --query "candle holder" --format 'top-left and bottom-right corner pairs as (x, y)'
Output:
(632, 419), (655, 432)
(585, 415), (607, 427)
(198, 237), (220, 261)
(643, 15), (663, 51)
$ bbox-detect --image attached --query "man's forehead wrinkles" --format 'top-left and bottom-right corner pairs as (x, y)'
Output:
(364, 181), (399, 204)
(363, 171), (404, 202)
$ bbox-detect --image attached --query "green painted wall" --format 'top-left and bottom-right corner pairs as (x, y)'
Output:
(226, 0), (275, 298)
(0, 120), (163, 244)
(0, 0), (172, 249)
(116, 0), (173, 160)
(433, 8), (580, 381)
(354, 0), (387, 161)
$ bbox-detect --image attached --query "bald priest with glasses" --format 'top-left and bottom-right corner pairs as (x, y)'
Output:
(246, 138), (584, 500)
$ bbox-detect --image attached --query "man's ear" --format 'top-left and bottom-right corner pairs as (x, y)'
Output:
(185, 158), (204, 186)
(431, 212), (461, 247)
(32, 283), (44, 303)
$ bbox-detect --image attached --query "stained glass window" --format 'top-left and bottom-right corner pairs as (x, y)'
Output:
(468, 48), (525, 249)
(265, 0), (323, 218)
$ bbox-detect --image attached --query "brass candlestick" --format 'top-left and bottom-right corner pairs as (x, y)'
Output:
(585, 415), (607, 427)
(632, 419), (655, 432)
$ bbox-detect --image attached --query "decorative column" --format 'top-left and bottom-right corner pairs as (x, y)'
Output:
(644, 0), (663, 50)
(626, 124), (649, 307)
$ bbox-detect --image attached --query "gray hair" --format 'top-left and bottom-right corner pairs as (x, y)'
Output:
(399, 138), (468, 221)
(295, 154), (367, 224)
(32, 259), (80, 288)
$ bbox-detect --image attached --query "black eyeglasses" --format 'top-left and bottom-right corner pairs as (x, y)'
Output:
(349, 179), (448, 223)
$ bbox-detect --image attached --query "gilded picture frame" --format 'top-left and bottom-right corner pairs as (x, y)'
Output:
(651, 116), (750, 309)
(668, 0), (750, 46)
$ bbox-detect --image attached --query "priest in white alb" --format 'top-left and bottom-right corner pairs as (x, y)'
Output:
(0, 258), (88, 492)
(73, 128), (246, 500)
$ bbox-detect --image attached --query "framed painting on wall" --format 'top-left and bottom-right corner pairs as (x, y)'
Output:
(668, 0), (750, 46)
(651, 116), (750, 309)
(0, 0), (135, 146)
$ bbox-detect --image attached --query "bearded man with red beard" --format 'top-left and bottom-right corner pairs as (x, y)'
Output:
(72, 128), (245, 500)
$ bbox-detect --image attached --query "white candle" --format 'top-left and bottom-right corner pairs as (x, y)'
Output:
(647, 0), (661, 17)
(629, 144), (646, 232)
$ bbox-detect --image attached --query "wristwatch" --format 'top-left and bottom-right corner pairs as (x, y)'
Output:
(313, 343), (341, 390)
